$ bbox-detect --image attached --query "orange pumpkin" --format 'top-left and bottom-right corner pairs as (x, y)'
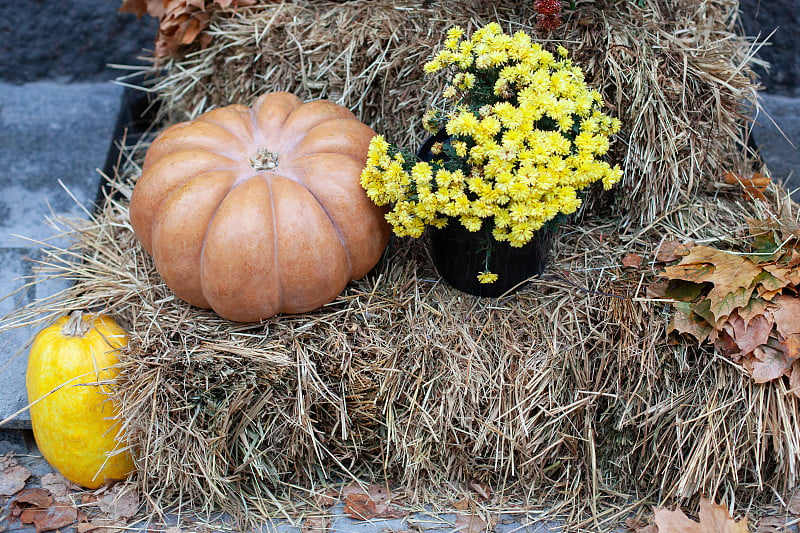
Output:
(130, 92), (389, 322)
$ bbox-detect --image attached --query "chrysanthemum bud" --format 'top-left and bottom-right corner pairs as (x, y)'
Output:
(537, 13), (562, 32)
(534, 0), (562, 16)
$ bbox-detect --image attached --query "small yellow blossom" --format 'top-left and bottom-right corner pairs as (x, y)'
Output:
(359, 22), (623, 268)
(477, 271), (499, 284)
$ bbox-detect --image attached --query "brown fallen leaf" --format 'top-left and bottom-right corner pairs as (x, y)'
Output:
(121, 0), (260, 57)
(663, 245), (763, 321)
(0, 454), (31, 496)
(724, 312), (773, 354)
(622, 253), (643, 269)
(789, 250), (800, 269)
(770, 294), (800, 339)
(755, 515), (785, 532)
(746, 345), (795, 383)
(455, 512), (492, 533)
(340, 484), (406, 520)
(14, 488), (54, 509)
(20, 504), (78, 533)
(724, 171), (771, 202)
(344, 493), (377, 520)
(790, 360), (800, 399)
(469, 482), (492, 501)
(39, 472), (75, 504)
(653, 497), (748, 533)
(625, 516), (658, 533)
(453, 498), (470, 511)
(302, 516), (330, 533)
(669, 301), (714, 344)
(656, 240), (693, 263)
(97, 485), (139, 520)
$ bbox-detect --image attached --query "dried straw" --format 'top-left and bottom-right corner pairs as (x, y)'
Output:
(4, 136), (798, 528)
(2, 0), (794, 529)
(139, 0), (765, 226)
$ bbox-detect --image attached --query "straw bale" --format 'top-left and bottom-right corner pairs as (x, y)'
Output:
(140, 0), (764, 226)
(2, 0), (791, 527)
(5, 139), (798, 526)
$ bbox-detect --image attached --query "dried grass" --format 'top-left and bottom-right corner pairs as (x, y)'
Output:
(4, 138), (799, 529)
(2, 0), (796, 529)
(137, 0), (765, 226)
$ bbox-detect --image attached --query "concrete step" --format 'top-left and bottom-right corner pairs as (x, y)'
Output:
(0, 81), (123, 427)
(751, 93), (800, 195)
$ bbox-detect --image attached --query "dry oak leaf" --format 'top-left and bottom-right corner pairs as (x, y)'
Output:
(656, 240), (693, 263)
(19, 504), (78, 533)
(670, 301), (714, 344)
(622, 253), (643, 269)
(341, 484), (406, 520)
(754, 515), (786, 533)
(724, 171), (770, 201)
(663, 246), (763, 321)
(653, 497), (747, 533)
(722, 311), (773, 355)
(0, 454), (31, 496)
(625, 517), (657, 533)
(770, 294), (800, 338)
(96, 485), (139, 520)
(302, 516), (331, 533)
(40, 472), (76, 502)
(455, 512), (494, 533)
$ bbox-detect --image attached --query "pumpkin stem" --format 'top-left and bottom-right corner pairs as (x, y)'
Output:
(61, 310), (91, 338)
(249, 147), (279, 171)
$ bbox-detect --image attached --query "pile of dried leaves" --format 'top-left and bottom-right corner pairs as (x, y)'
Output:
(119, 0), (262, 57)
(654, 217), (800, 396)
(0, 453), (139, 532)
(627, 491), (800, 533)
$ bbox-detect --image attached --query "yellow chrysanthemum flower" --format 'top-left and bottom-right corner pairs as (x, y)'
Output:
(477, 271), (499, 284)
(359, 23), (623, 262)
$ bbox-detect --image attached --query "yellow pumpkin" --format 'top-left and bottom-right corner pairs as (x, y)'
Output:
(129, 91), (390, 322)
(26, 311), (134, 489)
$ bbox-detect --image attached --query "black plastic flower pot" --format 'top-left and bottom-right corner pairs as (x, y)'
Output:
(429, 220), (553, 297)
(418, 131), (554, 297)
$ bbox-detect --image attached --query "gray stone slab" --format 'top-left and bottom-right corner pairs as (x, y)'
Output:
(0, 81), (123, 427)
(751, 93), (800, 195)
(0, 248), (37, 429)
(0, 81), (122, 243)
(0, 0), (157, 83)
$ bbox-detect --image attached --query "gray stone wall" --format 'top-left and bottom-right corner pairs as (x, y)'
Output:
(0, 0), (157, 82)
(2, 0), (796, 91)
(739, 0), (800, 96)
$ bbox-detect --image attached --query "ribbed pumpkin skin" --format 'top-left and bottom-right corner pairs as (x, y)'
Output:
(26, 313), (134, 489)
(130, 91), (389, 322)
